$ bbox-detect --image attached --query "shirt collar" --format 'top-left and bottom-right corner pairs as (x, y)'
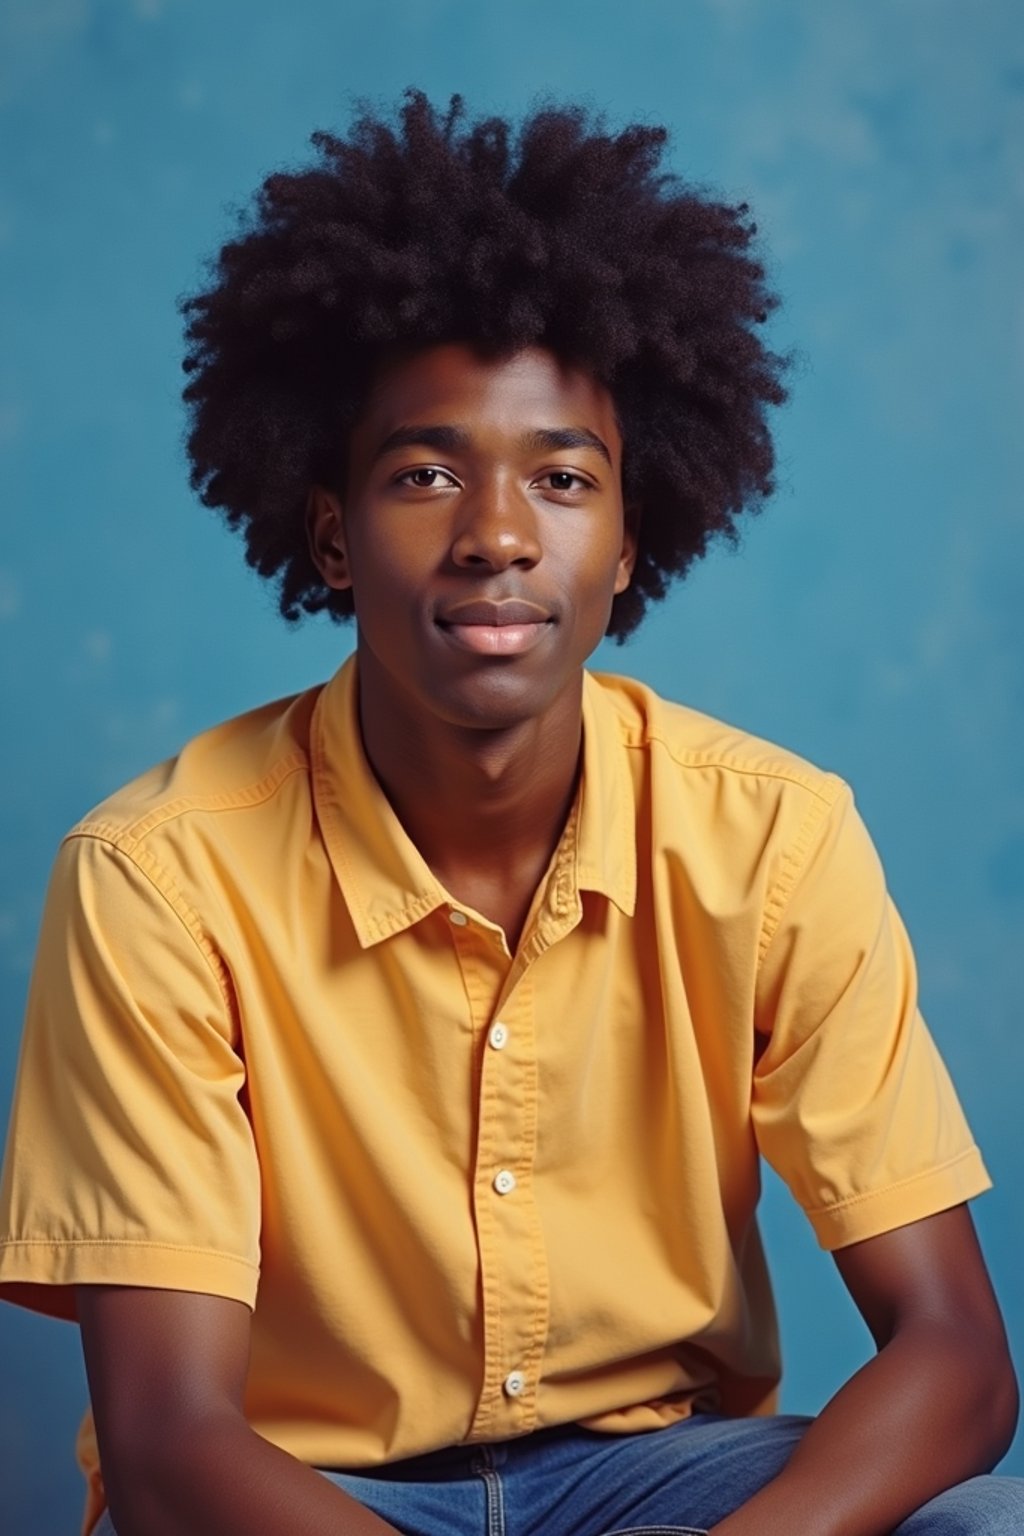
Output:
(576, 669), (637, 918)
(311, 656), (636, 949)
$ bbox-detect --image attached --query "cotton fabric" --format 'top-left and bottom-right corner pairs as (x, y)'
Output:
(87, 1416), (1024, 1536)
(0, 659), (990, 1535)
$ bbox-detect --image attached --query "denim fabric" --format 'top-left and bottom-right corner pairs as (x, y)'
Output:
(92, 1413), (1024, 1535)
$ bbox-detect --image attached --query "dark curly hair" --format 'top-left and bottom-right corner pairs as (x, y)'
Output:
(182, 90), (787, 641)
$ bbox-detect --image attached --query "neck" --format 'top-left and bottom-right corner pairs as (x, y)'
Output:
(354, 654), (585, 906)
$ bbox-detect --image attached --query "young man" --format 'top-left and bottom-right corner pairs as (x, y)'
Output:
(0, 92), (1020, 1536)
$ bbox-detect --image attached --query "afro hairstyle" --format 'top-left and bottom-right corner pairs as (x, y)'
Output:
(181, 89), (788, 641)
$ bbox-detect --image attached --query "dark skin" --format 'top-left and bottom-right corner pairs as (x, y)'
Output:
(308, 344), (637, 949)
(77, 344), (1018, 1536)
(77, 1210), (1017, 1536)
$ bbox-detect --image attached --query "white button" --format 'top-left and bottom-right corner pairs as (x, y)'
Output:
(503, 1370), (526, 1398)
(488, 1022), (509, 1050)
(448, 910), (469, 927)
(493, 1169), (517, 1196)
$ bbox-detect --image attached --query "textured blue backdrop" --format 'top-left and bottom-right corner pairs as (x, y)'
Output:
(1, 0), (1021, 1527)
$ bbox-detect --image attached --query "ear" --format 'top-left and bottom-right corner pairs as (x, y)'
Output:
(613, 505), (640, 595)
(306, 486), (352, 592)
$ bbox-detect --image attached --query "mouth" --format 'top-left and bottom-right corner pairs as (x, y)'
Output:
(438, 621), (552, 656)
(435, 598), (554, 658)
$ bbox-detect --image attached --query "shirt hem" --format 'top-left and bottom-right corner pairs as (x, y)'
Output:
(805, 1146), (992, 1250)
(0, 1239), (259, 1318)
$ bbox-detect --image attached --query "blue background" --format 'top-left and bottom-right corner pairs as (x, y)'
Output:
(1, 0), (1021, 1526)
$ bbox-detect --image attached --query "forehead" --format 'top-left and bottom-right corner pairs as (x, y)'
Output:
(352, 344), (621, 452)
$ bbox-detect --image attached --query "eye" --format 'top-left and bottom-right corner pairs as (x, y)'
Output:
(395, 466), (459, 489)
(538, 470), (592, 493)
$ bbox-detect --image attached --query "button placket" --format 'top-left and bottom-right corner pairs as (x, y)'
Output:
(468, 964), (548, 1439)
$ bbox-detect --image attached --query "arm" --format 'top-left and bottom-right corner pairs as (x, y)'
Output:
(707, 1204), (1018, 1536)
(78, 1285), (403, 1536)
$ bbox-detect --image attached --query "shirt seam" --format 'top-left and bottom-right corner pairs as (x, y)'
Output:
(63, 831), (234, 1013)
(0, 1237), (258, 1267)
(756, 781), (849, 970)
(622, 725), (844, 804)
(803, 1147), (984, 1217)
(73, 752), (310, 847)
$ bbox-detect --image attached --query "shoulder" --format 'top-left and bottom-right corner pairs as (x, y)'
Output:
(64, 685), (322, 861)
(588, 669), (845, 808)
(587, 673), (893, 971)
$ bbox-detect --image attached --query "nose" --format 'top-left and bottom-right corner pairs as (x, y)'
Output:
(449, 479), (542, 571)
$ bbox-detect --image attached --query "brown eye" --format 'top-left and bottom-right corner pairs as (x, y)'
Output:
(542, 471), (588, 492)
(397, 467), (457, 489)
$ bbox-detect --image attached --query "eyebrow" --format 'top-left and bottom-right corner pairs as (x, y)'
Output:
(525, 427), (612, 466)
(371, 424), (612, 467)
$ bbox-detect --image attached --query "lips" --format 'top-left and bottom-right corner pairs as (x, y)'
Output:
(436, 599), (552, 627)
(435, 598), (554, 657)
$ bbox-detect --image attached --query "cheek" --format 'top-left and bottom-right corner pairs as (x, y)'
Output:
(347, 535), (418, 595)
(347, 550), (436, 644)
(579, 537), (630, 595)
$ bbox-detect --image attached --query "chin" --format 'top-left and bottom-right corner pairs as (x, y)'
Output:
(426, 668), (567, 732)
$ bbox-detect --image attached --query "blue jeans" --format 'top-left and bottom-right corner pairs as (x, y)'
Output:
(93, 1413), (1024, 1534)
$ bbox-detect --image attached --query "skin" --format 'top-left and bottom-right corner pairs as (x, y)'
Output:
(77, 344), (1017, 1535)
(78, 1208), (1017, 1536)
(306, 343), (637, 946)
(708, 1208), (1017, 1536)
(78, 1286), (400, 1536)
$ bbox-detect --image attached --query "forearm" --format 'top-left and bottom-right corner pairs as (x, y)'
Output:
(707, 1322), (1018, 1536)
(106, 1409), (403, 1536)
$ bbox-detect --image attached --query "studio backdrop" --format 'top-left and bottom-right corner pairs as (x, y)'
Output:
(1, 1), (1021, 1529)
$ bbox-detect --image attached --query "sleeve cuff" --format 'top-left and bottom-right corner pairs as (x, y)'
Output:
(0, 1238), (259, 1319)
(804, 1146), (992, 1251)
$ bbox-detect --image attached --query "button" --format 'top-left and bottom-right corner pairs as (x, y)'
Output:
(448, 910), (469, 927)
(493, 1169), (517, 1196)
(488, 1022), (509, 1050)
(503, 1370), (526, 1398)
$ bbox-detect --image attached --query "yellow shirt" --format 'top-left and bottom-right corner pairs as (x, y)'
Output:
(0, 659), (990, 1535)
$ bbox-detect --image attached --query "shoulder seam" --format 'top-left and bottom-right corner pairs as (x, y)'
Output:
(72, 751), (310, 848)
(63, 831), (234, 1011)
(626, 725), (844, 805)
(756, 780), (853, 970)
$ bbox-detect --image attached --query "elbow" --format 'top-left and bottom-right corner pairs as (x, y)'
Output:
(898, 1311), (1020, 1473)
(958, 1315), (1021, 1470)
(100, 1427), (174, 1536)
(100, 1408), (240, 1535)
(985, 1344), (1020, 1467)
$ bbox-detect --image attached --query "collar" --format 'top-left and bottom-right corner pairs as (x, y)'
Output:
(311, 656), (636, 949)
(576, 669), (637, 918)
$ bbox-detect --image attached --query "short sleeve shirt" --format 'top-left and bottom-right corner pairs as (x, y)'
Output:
(0, 660), (990, 1533)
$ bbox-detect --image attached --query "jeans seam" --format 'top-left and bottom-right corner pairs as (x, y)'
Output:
(601, 1527), (707, 1535)
(471, 1446), (506, 1536)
